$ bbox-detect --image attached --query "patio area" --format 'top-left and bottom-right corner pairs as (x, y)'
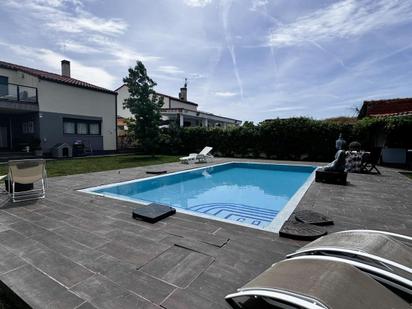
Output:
(0, 158), (410, 309)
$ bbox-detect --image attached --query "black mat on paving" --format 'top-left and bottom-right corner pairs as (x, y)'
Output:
(294, 210), (334, 226)
(145, 170), (167, 175)
(133, 203), (176, 223)
(279, 221), (327, 241)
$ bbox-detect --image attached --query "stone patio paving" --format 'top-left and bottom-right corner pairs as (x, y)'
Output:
(0, 158), (410, 308)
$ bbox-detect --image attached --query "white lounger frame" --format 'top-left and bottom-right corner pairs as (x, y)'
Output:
(335, 229), (412, 243)
(225, 288), (327, 309)
(286, 230), (412, 274)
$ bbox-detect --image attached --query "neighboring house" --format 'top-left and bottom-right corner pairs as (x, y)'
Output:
(116, 82), (242, 128)
(116, 116), (132, 149)
(0, 60), (117, 155)
(358, 98), (412, 165)
(358, 98), (412, 118)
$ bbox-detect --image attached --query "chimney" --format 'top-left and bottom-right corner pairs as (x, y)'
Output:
(178, 78), (187, 101)
(61, 60), (71, 77)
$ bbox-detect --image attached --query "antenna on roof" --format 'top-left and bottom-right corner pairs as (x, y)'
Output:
(184, 77), (187, 88)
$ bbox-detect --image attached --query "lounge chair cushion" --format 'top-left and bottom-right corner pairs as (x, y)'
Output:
(237, 259), (410, 309)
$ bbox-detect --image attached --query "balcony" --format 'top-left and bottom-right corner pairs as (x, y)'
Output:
(0, 83), (38, 104)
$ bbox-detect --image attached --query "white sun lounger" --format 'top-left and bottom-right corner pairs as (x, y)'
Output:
(8, 159), (47, 202)
(286, 229), (412, 301)
(225, 258), (409, 309)
(180, 146), (214, 164)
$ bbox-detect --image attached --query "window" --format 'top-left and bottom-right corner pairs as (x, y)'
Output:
(63, 118), (101, 135)
(89, 123), (100, 135)
(77, 122), (88, 135)
(22, 121), (34, 134)
(63, 121), (75, 134)
(0, 76), (8, 97)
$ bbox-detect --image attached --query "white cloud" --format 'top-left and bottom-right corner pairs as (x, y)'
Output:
(3, 0), (159, 66)
(0, 41), (116, 89)
(183, 0), (212, 7)
(250, 0), (268, 11)
(4, 0), (127, 36)
(87, 36), (161, 65)
(57, 40), (101, 54)
(266, 106), (305, 112)
(215, 91), (237, 97)
(157, 65), (184, 75)
(268, 0), (412, 47)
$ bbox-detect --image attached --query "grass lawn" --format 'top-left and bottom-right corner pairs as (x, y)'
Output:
(400, 172), (412, 180)
(0, 154), (179, 177)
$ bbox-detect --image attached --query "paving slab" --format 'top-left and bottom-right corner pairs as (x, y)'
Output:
(19, 245), (94, 288)
(0, 246), (26, 275)
(0, 264), (84, 309)
(83, 255), (175, 304)
(141, 245), (215, 288)
(161, 288), (230, 309)
(30, 230), (103, 263)
(69, 275), (157, 309)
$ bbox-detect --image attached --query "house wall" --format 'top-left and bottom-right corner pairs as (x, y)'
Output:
(38, 80), (116, 151)
(0, 68), (39, 87)
(169, 98), (197, 111)
(116, 85), (133, 118)
(0, 67), (116, 152)
(38, 111), (103, 152)
(116, 85), (198, 118)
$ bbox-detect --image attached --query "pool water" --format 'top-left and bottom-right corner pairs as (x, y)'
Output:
(85, 162), (316, 231)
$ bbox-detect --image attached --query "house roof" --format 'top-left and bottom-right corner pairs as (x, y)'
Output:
(115, 84), (198, 106)
(358, 98), (412, 118)
(0, 60), (117, 95)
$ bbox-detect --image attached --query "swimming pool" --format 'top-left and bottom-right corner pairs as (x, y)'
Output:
(81, 162), (317, 232)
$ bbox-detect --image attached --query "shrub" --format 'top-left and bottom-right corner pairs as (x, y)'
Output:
(158, 116), (412, 161)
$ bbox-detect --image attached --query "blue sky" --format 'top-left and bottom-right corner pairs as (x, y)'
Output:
(1, 0), (412, 122)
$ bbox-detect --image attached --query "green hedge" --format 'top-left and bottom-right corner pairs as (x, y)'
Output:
(158, 116), (412, 161)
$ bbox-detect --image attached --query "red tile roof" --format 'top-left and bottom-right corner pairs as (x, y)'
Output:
(0, 60), (117, 95)
(358, 98), (412, 118)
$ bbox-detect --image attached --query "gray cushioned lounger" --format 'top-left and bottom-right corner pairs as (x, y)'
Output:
(225, 258), (409, 309)
(286, 230), (412, 300)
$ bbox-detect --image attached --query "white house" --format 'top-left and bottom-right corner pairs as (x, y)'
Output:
(116, 82), (241, 128)
(0, 60), (117, 155)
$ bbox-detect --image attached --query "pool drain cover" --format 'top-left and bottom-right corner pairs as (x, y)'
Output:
(279, 221), (327, 241)
(133, 203), (176, 223)
(294, 210), (334, 226)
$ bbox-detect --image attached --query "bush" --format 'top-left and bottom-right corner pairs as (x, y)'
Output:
(158, 116), (412, 161)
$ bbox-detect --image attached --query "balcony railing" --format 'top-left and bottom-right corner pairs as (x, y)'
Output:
(0, 83), (38, 103)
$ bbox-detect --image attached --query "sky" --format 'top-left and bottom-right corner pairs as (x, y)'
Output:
(1, 0), (412, 122)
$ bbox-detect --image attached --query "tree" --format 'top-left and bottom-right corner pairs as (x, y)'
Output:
(123, 61), (164, 155)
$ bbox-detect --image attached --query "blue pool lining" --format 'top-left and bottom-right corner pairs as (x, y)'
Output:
(265, 168), (317, 233)
(79, 161), (319, 233)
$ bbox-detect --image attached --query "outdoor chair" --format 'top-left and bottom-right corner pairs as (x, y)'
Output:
(180, 146), (214, 164)
(225, 258), (409, 309)
(286, 229), (412, 301)
(7, 159), (47, 202)
(360, 147), (382, 174)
